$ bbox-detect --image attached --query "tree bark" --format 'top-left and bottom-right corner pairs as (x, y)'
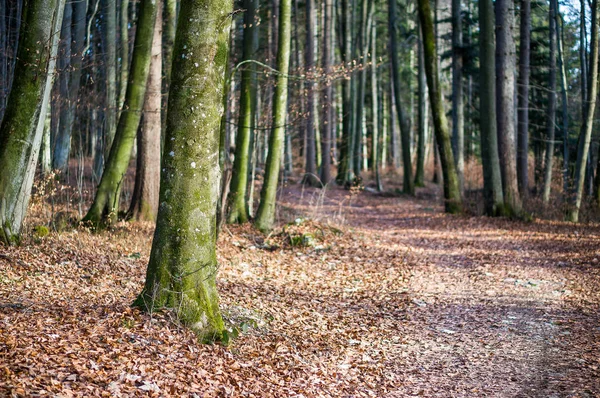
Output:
(83, 0), (157, 226)
(542, 0), (558, 203)
(118, 0), (129, 113)
(417, 0), (462, 213)
(389, 0), (414, 195)
(336, 0), (354, 184)
(479, 0), (504, 215)
(135, 0), (232, 341)
(517, 0), (530, 199)
(255, 0), (291, 231)
(104, 0), (118, 157)
(0, 0), (61, 244)
(128, 1), (162, 221)
(302, 0), (319, 186)
(320, 0), (333, 185)
(228, 0), (259, 223)
(451, 0), (464, 193)
(371, 20), (382, 192)
(569, 0), (599, 222)
(415, 27), (427, 187)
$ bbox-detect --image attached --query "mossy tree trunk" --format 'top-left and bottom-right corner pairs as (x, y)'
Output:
(495, 0), (522, 215)
(128, 1), (162, 221)
(478, 0), (504, 215)
(227, 0), (258, 224)
(0, 0), (61, 244)
(517, 0), (531, 199)
(417, 0), (462, 214)
(568, 0), (599, 222)
(135, 0), (232, 341)
(389, 0), (414, 195)
(83, 0), (157, 227)
(255, 0), (291, 232)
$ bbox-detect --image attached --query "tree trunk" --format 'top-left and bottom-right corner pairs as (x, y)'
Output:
(228, 0), (259, 223)
(303, 0), (319, 186)
(336, 0), (354, 184)
(135, 0), (232, 341)
(479, 0), (504, 215)
(417, 0), (462, 213)
(0, 0), (62, 244)
(569, 0), (599, 222)
(389, 0), (414, 195)
(542, 0), (558, 203)
(255, 0), (291, 231)
(451, 0), (464, 193)
(517, 0), (530, 199)
(371, 20), (382, 192)
(162, 0), (177, 136)
(320, 0), (333, 185)
(83, 0), (157, 226)
(104, 0), (118, 157)
(495, 0), (522, 215)
(128, 1), (162, 221)
(415, 27), (427, 187)
(118, 0), (129, 113)
(556, 12), (569, 197)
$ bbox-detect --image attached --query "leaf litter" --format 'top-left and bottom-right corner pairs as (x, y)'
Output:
(1, 184), (599, 397)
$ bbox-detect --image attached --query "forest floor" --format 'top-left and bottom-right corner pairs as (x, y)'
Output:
(1, 182), (600, 397)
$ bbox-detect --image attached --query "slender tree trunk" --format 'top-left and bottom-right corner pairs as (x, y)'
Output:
(104, 0), (118, 157)
(580, 0), (588, 114)
(0, 0), (61, 244)
(303, 0), (319, 186)
(128, 1), (162, 221)
(495, 0), (522, 215)
(569, 0), (599, 222)
(0, 0), (6, 118)
(517, 0), (531, 199)
(556, 13), (569, 197)
(336, 0), (354, 184)
(451, 0), (463, 193)
(255, 0), (291, 231)
(479, 0), (504, 215)
(371, 20), (382, 192)
(227, 0), (258, 223)
(162, 0), (177, 136)
(83, 0), (157, 226)
(417, 0), (462, 213)
(415, 27), (427, 187)
(118, 0), (129, 113)
(543, 0), (558, 203)
(135, 0), (232, 341)
(320, 0), (333, 185)
(389, 0), (414, 194)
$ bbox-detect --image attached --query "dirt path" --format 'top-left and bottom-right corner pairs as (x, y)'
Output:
(1, 185), (599, 397)
(282, 185), (600, 397)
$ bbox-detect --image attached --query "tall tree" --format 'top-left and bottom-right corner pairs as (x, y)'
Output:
(417, 0), (462, 213)
(255, 0), (291, 231)
(568, 0), (599, 222)
(118, 0), (129, 113)
(0, 0), (61, 244)
(389, 0), (414, 195)
(542, 0), (558, 203)
(495, 0), (521, 215)
(479, 0), (504, 215)
(83, 0), (157, 226)
(517, 0), (531, 198)
(128, 1), (162, 221)
(320, 0), (333, 185)
(104, 0), (118, 157)
(228, 0), (258, 223)
(414, 27), (427, 187)
(371, 17), (382, 192)
(451, 0), (464, 193)
(303, 0), (319, 186)
(135, 0), (232, 341)
(162, 0), (177, 135)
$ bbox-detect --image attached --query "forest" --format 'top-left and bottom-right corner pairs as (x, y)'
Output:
(1, 0), (600, 395)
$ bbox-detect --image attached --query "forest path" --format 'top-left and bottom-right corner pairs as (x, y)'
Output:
(281, 184), (600, 397)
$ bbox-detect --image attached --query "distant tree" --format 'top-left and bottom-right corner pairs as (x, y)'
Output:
(255, 0), (291, 231)
(517, 0), (531, 199)
(135, 0), (233, 341)
(0, 0), (61, 244)
(417, 0), (462, 213)
(451, 0), (464, 193)
(302, 0), (319, 186)
(319, 0), (334, 185)
(542, 0), (558, 204)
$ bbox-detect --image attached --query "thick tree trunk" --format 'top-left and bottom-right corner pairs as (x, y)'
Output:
(135, 0), (232, 341)
(415, 27), (427, 187)
(517, 0), (531, 199)
(83, 0), (157, 226)
(303, 0), (319, 186)
(0, 0), (61, 244)
(417, 0), (462, 213)
(495, 0), (522, 215)
(228, 0), (259, 223)
(479, 0), (504, 215)
(542, 0), (558, 203)
(128, 2), (162, 221)
(451, 0), (463, 193)
(389, 0), (414, 194)
(569, 0), (599, 222)
(255, 0), (291, 231)
(320, 0), (333, 185)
